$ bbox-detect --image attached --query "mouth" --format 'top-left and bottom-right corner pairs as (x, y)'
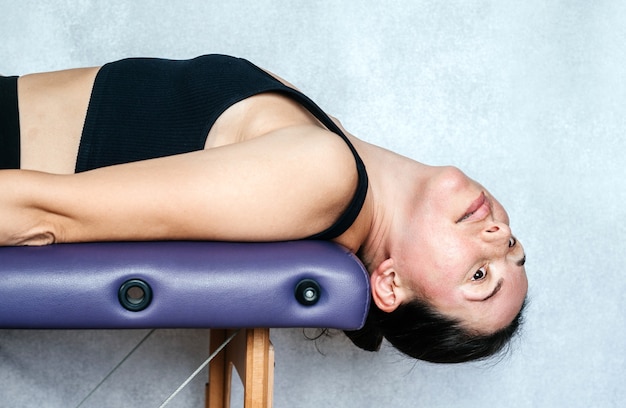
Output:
(457, 192), (491, 223)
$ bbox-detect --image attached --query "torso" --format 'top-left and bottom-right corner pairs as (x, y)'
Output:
(18, 67), (324, 174)
(18, 67), (99, 174)
(15, 60), (373, 251)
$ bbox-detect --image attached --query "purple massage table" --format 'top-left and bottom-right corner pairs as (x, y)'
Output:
(0, 240), (370, 407)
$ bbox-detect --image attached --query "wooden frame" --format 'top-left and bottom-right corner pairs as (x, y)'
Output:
(206, 329), (274, 408)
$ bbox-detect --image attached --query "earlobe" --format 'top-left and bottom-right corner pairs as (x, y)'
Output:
(370, 258), (402, 313)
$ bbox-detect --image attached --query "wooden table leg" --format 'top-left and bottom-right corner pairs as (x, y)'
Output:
(206, 328), (274, 408)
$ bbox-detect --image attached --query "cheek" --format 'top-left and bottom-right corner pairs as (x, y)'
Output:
(400, 233), (471, 300)
(400, 201), (475, 298)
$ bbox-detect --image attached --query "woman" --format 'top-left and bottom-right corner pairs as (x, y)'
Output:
(0, 55), (528, 363)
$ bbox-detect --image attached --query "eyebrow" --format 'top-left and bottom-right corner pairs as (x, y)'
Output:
(482, 278), (503, 301)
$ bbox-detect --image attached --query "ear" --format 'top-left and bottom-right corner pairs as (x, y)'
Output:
(370, 258), (410, 313)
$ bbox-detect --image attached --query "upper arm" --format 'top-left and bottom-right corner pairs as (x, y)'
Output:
(47, 127), (358, 243)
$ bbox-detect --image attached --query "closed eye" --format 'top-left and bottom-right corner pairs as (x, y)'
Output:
(509, 235), (526, 266)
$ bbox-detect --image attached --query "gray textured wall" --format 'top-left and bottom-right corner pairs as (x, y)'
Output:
(1, 1), (625, 407)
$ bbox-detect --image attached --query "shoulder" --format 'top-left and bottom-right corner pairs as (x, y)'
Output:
(272, 125), (358, 187)
(202, 124), (361, 240)
(295, 126), (361, 228)
(246, 124), (360, 235)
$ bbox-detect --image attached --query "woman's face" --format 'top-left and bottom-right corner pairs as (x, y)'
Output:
(397, 166), (528, 334)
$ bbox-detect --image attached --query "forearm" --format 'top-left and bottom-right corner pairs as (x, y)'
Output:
(0, 168), (163, 246)
(0, 170), (67, 246)
(0, 168), (163, 245)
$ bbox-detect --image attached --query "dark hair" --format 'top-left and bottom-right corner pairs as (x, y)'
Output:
(344, 297), (527, 364)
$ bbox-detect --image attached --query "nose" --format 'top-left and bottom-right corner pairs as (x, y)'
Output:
(481, 221), (512, 246)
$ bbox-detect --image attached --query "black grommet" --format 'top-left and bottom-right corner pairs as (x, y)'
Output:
(295, 279), (321, 306)
(119, 279), (153, 312)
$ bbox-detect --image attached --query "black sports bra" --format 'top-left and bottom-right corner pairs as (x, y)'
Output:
(76, 55), (368, 240)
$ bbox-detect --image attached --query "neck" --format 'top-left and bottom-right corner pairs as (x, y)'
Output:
(337, 135), (432, 272)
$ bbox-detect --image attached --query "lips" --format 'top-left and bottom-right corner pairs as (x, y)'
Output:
(458, 192), (491, 222)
